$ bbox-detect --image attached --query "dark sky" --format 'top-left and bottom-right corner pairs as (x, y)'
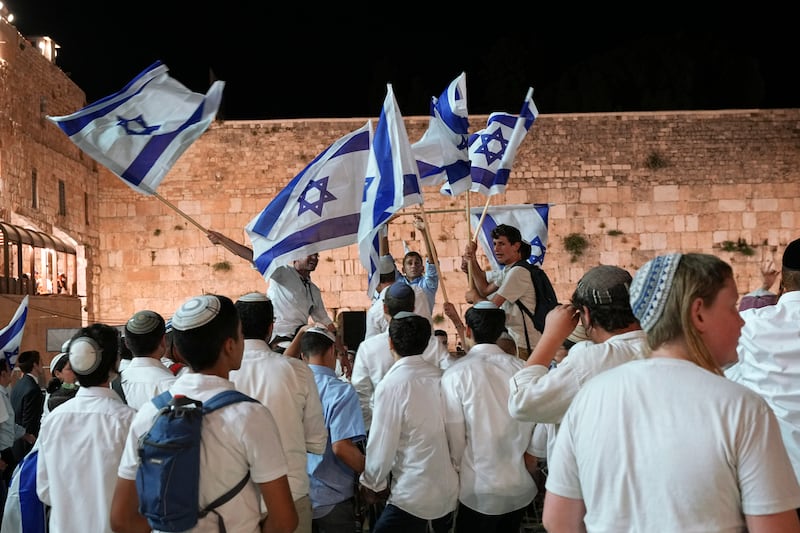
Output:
(11, 1), (799, 120)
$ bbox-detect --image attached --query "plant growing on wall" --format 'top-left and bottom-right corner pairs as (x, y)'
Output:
(212, 261), (232, 272)
(563, 233), (589, 262)
(645, 151), (668, 170)
(721, 238), (755, 256)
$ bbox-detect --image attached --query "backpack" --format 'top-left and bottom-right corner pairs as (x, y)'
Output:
(511, 260), (559, 347)
(136, 390), (258, 532)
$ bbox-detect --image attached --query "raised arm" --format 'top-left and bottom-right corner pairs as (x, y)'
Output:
(206, 230), (254, 263)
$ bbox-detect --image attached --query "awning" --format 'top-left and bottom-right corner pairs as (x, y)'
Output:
(0, 221), (76, 254)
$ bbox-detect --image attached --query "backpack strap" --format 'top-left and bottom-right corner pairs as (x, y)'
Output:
(197, 389), (258, 532)
(151, 390), (173, 410)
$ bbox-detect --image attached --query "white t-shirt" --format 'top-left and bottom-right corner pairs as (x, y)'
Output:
(548, 358), (800, 532)
(119, 356), (177, 410)
(493, 265), (540, 353)
(118, 373), (288, 533)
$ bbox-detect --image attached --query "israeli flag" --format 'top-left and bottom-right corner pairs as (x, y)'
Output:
(47, 61), (224, 195)
(247, 122), (372, 280)
(0, 296), (29, 370)
(469, 204), (550, 270)
(468, 88), (538, 196)
(412, 72), (471, 195)
(359, 84), (423, 297)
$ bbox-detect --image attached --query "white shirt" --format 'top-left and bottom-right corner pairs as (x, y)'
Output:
(229, 339), (327, 501)
(441, 343), (537, 514)
(118, 373), (288, 533)
(726, 291), (800, 482)
(508, 330), (649, 460)
(351, 331), (452, 429)
(37, 386), (136, 533)
(360, 355), (458, 520)
(493, 265), (540, 353)
(0, 384), (23, 451)
(268, 265), (333, 340)
(548, 358), (800, 531)
(120, 356), (177, 410)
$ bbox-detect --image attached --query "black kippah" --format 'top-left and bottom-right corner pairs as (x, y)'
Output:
(783, 238), (800, 270)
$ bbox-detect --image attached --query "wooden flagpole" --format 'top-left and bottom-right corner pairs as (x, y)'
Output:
(153, 192), (208, 233)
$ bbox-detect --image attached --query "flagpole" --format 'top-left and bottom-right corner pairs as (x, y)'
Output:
(152, 193), (208, 233)
(471, 195), (493, 243)
(465, 192), (476, 292)
(416, 205), (449, 304)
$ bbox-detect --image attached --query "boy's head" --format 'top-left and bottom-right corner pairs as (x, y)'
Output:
(235, 292), (274, 341)
(68, 324), (120, 387)
(572, 265), (637, 333)
(16, 350), (41, 374)
(389, 312), (431, 357)
(465, 301), (507, 345)
(171, 294), (242, 372)
(384, 282), (415, 317)
(402, 251), (424, 280)
(490, 224), (525, 265)
(300, 326), (336, 366)
(124, 310), (166, 357)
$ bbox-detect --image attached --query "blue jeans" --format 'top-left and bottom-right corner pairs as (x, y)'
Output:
(371, 504), (428, 533)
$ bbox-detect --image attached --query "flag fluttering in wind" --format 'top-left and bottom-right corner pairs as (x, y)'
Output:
(359, 84), (424, 297)
(0, 296), (29, 370)
(469, 204), (550, 270)
(47, 61), (224, 195)
(412, 72), (471, 195)
(468, 88), (538, 196)
(246, 122), (372, 280)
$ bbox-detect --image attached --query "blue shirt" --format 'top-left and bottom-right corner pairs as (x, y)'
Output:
(307, 365), (366, 518)
(401, 260), (439, 313)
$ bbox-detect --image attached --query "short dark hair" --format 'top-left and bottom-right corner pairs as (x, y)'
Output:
(235, 299), (274, 341)
(389, 314), (431, 357)
(465, 306), (507, 345)
(490, 224), (522, 245)
(300, 329), (334, 359)
(173, 295), (239, 371)
(17, 350), (40, 373)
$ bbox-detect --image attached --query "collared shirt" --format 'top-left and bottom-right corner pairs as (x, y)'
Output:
(0, 384), (23, 451)
(441, 343), (537, 514)
(351, 331), (452, 429)
(508, 329), (649, 460)
(268, 265), (333, 340)
(360, 355), (458, 520)
(118, 373), (288, 533)
(727, 291), (800, 482)
(307, 364), (366, 518)
(401, 260), (439, 314)
(37, 386), (136, 533)
(364, 285), (433, 340)
(120, 356), (177, 410)
(229, 339), (327, 501)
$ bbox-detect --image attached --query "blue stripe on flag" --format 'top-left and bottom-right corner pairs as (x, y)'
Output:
(0, 307), (26, 348)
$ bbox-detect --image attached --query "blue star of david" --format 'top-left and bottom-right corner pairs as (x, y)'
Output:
(363, 176), (375, 203)
(457, 134), (469, 151)
(3, 348), (18, 367)
(474, 128), (508, 165)
(298, 176), (337, 217)
(529, 236), (547, 265)
(117, 114), (160, 136)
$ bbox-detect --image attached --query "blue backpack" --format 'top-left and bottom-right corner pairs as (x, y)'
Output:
(136, 390), (258, 532)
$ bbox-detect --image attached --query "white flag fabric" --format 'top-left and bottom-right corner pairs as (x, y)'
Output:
(47, 61), (224, 195)
(359, 84), (423, 297)
(0, 296), (29, 370)
(412, 72), (471, 195)
(468, 88), (539, 196)
(469, 204), (550, 270)
(247, 122), (372, 280)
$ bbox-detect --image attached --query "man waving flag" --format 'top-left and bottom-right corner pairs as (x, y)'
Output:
(246, 122), (372, 279)
(469, 87), (538, 196)
(0, 296), (29, 370)
(359, 84), (423, 297)
(470, 204), (550, 269)
(47, 61), (224, 195)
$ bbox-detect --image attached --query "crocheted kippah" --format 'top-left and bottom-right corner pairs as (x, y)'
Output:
(379, 255), (396, 275)
(172, 295), (221, 331)
(473, 301), (499, 310)
(629, 254), (683, 332)
(237, 291), (268, 303)
(69, 336), (103, 375)
(49, 352), (68, 372)
(783, 238), (800, 270)
(125, 310), (164, 335)
(306, 326), (335, 343)
(392, 311), (418, 320)
(387, 282), (413, 299)
(575, 265), (632, 306)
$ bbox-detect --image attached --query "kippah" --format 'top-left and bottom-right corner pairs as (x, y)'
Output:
(630, 254), (683, 333)
(392, 311), (418, 320)
(306, 326), (335, 343)
(473, 301), (499, 310)
(379, 255), (396, 275)
(172, 295), (221, 331)
(69, 336), (102, 375)
(49, 352), (68, 372)
(238, 291), (268, 303)
(575, 265), (632, 306)
(387, 282), (413, 299)
(783, 238), (800, 270)
(165, 318), (173, 333)
(126, 310), (163, 335)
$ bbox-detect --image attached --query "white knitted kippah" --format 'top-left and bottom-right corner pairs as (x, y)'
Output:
(629, 254), (683, 332)
(172, 295), (221, 331)
(237, 291), (268, 303)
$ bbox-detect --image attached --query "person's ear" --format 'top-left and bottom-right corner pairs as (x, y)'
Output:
(689, 297), (708, 333)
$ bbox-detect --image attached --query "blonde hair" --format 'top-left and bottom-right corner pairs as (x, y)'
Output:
(645, 253), (733, 376)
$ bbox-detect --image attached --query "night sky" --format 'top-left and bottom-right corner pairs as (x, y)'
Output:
(11, 1), (799, 120)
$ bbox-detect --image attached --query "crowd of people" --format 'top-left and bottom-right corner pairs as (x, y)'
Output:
(0, 225), (798, 533)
